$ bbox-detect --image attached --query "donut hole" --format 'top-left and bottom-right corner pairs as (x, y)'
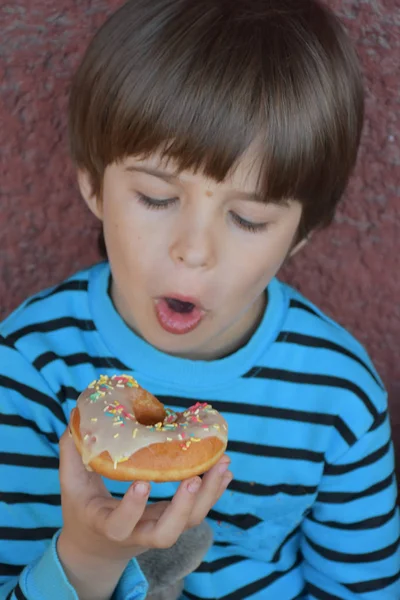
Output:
(131, 387), (167, 426)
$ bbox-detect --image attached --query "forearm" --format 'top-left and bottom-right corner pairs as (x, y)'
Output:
(302, 410), (400, 600)
(57, 531), (130, 600)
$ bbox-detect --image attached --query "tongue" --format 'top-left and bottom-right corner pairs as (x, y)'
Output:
(155, 298), (204, 334)
(166, 298), (195, 313)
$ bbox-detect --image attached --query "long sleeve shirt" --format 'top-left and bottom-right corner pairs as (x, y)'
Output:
(1, 261), (399, 599)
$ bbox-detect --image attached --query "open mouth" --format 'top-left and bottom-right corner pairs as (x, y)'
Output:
(165, 298), (195, 313)
(155, 296), (205, 335)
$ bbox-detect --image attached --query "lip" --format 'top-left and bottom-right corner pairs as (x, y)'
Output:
(154, 295), (206, 335)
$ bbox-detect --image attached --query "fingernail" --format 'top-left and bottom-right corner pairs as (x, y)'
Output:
(218, 461), (230, 475)
(133, 482), (149, 497)
(188, 478), (201, 494)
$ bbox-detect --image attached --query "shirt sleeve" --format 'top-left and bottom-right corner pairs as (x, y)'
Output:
(301, 407), (400, 599)
(0, 336), (148, 600)
(1, 532), (147, 600)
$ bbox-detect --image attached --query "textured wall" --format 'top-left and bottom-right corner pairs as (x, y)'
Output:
(1, 1), (399, 428)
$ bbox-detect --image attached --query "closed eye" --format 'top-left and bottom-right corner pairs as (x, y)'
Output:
(136, 192), (268, 232)
(230, 212), (268, 233)
(136, 192), (178, 209)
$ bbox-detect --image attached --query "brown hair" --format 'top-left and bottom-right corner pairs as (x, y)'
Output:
(69, 0), (364, 250)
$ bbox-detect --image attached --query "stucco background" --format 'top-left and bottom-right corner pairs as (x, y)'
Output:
(1, 1), (399, 455)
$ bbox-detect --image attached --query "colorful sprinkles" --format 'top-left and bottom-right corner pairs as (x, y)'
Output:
(81, 375), (226, 468)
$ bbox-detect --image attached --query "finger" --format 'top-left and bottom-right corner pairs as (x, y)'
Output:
(100, 481), (151, 542)
(189, 457), (232, 525)
(135, 477), (201, 547)
(59, 415), (106, 498)
(139, 500), (170, 522)
(218, 470), (233, 496)
(202, 456), (231, 495)
(59, 421), (93, 488)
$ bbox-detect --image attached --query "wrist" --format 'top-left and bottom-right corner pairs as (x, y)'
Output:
(57, 530), (130, 600)
(58, 528), (130, 566)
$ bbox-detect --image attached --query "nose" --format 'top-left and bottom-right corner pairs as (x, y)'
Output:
(169, 212), (216, 270)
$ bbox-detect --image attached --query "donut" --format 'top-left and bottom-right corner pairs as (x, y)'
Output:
(70, 374), (228, 482)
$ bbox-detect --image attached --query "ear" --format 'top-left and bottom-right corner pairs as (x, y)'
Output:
(77, 170), (103, 220)
(289, 233), (311, 258)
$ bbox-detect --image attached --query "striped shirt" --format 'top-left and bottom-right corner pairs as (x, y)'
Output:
(0, 261), (399, 600)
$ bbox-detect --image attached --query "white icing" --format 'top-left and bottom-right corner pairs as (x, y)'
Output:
(77, 375), (228, 468)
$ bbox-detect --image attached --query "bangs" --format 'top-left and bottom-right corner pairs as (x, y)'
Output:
(69, 0), (364, 232)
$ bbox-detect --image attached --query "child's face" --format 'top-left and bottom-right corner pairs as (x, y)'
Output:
(80, 148), (303, 359)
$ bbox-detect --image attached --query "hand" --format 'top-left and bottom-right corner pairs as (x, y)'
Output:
(57, 418), (232, 599)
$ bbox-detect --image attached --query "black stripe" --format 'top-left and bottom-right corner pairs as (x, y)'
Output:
(369, 410), (387, 431)
(0, 334), (15, 349)
(243, 367), (379, 421)
(308, 505), (398, 531)
(224, 554), (303, 600)
(292, 586), (307, 599)
(144, 500), (262, 532)
(0, 452), (59, 469)
(0, 492), (61, 505)
(213, 541), (230, 547)
(229, 440), (323, 463)
(159, 395), (356, 447)
(196, 555), (245, 573)
(306, 583), (344, 600)
(26, 280), (88, 306)
(147, 501), (295, 534)
(56, 385), (80, 403)
(6, 589), (14, 600)
(289, 299), (322, 319)
(0, 526), (57, 541)
(305, 534), (400, 563)
(0, 563), (24, 577)
(185, 552), (302, 600)
(33, 351), (127, 371)
(14, 583), (27, 600)
(271, 526), (300, 563)
(0, 376), (66, 424)
(207, 510), (261, 530)
(0, 414), (58, 444)
(276, 331), (383, 390)
(229, 478), (317, 498)
(346, 570), (400, 593)
(324, 439), (390, 476)
(317, 473), (394, 504)
(6, 317), (95, 345)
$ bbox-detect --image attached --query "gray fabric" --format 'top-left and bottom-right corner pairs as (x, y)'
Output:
(137, 521), (213, 600)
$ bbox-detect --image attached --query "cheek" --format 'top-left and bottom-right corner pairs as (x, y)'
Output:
(240, 261), (275, 297)
(102, 197), (142, 248)
(235, 240), (284, 279)
(221, 254), (270, 308)
(225, 232), (294, 301)
(102, 217), (144, 280)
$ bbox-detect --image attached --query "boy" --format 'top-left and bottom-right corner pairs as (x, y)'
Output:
(0, 0), (399, 598)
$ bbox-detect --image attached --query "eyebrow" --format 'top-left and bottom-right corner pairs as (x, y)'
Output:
(124, 165), (289, 207)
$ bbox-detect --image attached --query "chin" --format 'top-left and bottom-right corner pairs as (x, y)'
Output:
(156, 335), (200, 356)
(147, 327), (205, 357)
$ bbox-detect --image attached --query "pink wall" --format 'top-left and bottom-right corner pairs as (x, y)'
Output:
(1, 2), (399, 446)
